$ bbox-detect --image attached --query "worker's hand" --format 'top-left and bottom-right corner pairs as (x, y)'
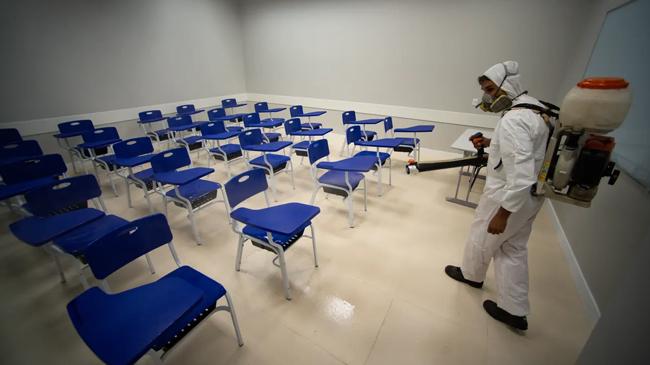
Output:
(487, 207), (511, 235)
(471, 137), (491, 150)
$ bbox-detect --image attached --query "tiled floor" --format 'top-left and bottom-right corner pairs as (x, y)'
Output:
(0, 134), (594, 364)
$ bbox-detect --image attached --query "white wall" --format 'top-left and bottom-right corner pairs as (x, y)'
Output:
(0, 0), (246, 124)
(241, 0), (593, 116)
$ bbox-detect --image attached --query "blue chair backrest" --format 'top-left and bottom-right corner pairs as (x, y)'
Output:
(243, 113), (261, 127)
(24, 175), (101, 216)
(113, 137), (153, 159)
(346, 126), (362, 144)
(150, 147), (190, 173)
(238, 129), (264, 147)
(283, 118), (302, 135)
(224, 169), (268, 209)
(200, 120), (227, 135)
(81, 127), (119, 144)
(0, 140), (43, 161)
(138, 110), (163, 122)
(58, 120), (94, 134)
(208, 108), (226, 120)
(0, 154), (67, 185)
(342, 111), (356, 124)
(176, 104), (196, 114)
(383, 117), (394, 133)
(167, 115), (192, 129)
(0, 128), (22, 146)
(83, 214), (173, 280)
(254, 102), (269, 113)
(308, 139), (329, 165)
(222, 98), (239, 108)
(289, 105), (304, 118)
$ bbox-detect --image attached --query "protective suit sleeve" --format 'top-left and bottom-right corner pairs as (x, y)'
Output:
(497, 114), (537, 213)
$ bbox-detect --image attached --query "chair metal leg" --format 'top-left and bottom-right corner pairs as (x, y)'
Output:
(345, 195), (355, 228)
(108, 171), (118, 197)
(77, 261), (90, 289)
(377, 162), (383, 196)
(309, 187), (319, 205)
(144, 188), (153, 213)
(278, 249), (291, 300)
(187, 206), (202, 245)
(124, 177), (133, 208)
(168, 242), (182, 267)
(235, 235), (244, 271)
(388, 158), (392, 186)
(225, 292), (244, 347)
(144, 253), (156, 274)
(46, 247), (66, 283)
(310, 224), (319, 268)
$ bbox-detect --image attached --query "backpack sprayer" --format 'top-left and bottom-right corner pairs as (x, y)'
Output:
(406, 77), (632, 208)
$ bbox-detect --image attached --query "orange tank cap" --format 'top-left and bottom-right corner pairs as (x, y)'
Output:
(577, 77), (629, 89)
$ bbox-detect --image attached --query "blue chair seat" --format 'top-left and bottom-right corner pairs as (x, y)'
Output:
(361, 131), (377, 141)
(150, 129), (170, 141)
(209, 144), (242, 160)
(263, 132), (281, 142)
(318, 170), (364, 190)
(165, 179), (221, 202)
(129, 168), (156, 191)
(301, 123), (322, 130)
(354, 151), (390, 165)
(292, 141), (310, 150)
(0, 176), (59, 201)
(242, 224), (308, 251)
(397, 137), (420, 147)
(249, 154), (290, 171)
(150, 266), (227, 351)
(97, 155), (118, 171)
(54, 215), (130, 256)
(181, 135), (203, 145)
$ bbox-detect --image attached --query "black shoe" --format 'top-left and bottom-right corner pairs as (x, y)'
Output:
(444, 265), (483, 289)
(483, 300), (528, 331)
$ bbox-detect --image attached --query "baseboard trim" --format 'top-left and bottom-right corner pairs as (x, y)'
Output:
(547, 200), (601, 324)
(7, 93), (247, 137)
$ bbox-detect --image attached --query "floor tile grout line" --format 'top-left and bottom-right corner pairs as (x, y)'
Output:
(363, 298), (394, 365)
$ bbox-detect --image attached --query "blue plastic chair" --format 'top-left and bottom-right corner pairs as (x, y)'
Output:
(76, 127), (122, 195)
(346, 125), (393, 193)
(243, 112), (282, 142)
(112, 137), (157, 212)
(308, 139), (370, 227)
(0, 140), (43, 166)
(383, 117), (435, 162)
(224, 169), (320, 300)
(238, 129), (295, 196)
(176, 104), (204, 116)
(200, 120), (243, 176)
(221, 98), (247, 116)
(138, 110), (170, 147)
(166, 115), (204, 155)
(150, 147), (226, 244)
(208, 107), (244, 132)
(254, 101), (286, 123)
(0, 128), (22, 146)
(283, 118), (309, 157)
(9, 174), (128, 285)
(0, 154), (67, 212)
(66, 214), (243, 365)
(54, 119), (95, 174)
(289, 105), (324, 130)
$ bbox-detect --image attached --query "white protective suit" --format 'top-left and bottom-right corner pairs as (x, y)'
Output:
(461, 61), (549, 316)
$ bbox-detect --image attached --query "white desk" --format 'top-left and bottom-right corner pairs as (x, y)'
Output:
(446, 128), (492, 208)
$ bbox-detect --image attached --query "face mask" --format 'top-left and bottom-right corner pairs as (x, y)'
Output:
(477, 63), (514, 113)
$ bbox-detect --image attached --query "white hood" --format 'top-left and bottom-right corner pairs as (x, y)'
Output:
(482, 61), (544, 108)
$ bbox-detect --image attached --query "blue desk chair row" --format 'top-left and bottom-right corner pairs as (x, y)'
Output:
(283, 118), (333, 163)
(138, 110), (171, 147)
(111, 137), (158, 212)
(76, 127), (122, 195)
(383, 116), (435, 162)
(66, 213), (243, 364)
(224, 168), (320, 300)
(345, 125), (394, 194)
(290, 105), (325, 130)
(243, 112), (282, 142)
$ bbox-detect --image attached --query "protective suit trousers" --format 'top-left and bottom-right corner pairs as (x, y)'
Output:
(461, 195), (543, 316)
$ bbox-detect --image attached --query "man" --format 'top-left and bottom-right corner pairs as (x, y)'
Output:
(445, 61), (549, 331)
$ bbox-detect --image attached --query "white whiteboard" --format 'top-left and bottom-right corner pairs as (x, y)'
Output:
(585, 0), (650, 189)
